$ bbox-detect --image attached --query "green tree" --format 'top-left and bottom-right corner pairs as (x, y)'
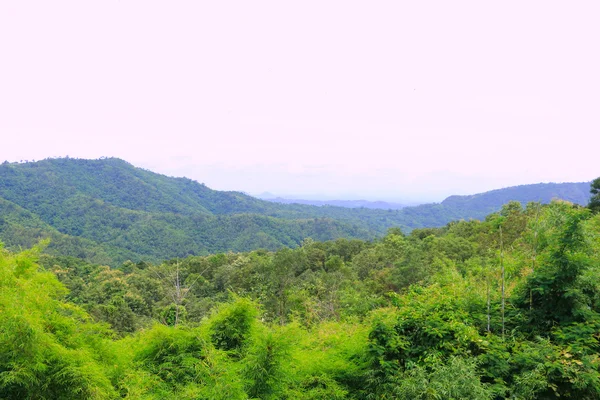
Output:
(0, 245), (119, 399)
(208, 297), (258, 354)
(243, 328), (292, 400)
(515, 204), (594, 330)
(130, 324), (246, 399)
(588, 177), (600, 213)
(390, 357), (493, 400)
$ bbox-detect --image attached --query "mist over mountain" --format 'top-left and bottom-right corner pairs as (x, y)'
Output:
(256, 196), (410, 210)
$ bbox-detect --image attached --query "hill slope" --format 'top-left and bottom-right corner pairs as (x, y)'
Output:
(0, 158), (378, 262)
(442, 182), (591, 215)
(0, 158), (591, 264)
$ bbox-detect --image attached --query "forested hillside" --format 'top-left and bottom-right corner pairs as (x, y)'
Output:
(3, 199), (600, 398)
(442, 182), (591, 214)
(0, 158), (591, 265)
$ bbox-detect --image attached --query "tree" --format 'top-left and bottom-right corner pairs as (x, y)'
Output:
(0, 245), (118, 399)
(515, 204), (594, 330)
(243, 328), (291, 399)
(208, 297), (258, 354)
(390, 357), (494, 400)
(150, 260), (211, 326)
(588, 177), (600, 213)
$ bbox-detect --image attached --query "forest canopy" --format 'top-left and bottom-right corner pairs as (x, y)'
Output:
(2, 199), (600, 399)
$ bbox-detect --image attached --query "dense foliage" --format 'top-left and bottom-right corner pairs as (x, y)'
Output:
(2, 199), (600, 398)
(590, 177), (600, 213)
(0, 158), (591, 265)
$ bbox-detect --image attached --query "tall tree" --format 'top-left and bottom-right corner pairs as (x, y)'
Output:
(516, 204), (594, 331)
(588, 177), (600, 213)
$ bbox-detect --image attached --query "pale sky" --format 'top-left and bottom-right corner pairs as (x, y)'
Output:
(1, 1), (598, 202)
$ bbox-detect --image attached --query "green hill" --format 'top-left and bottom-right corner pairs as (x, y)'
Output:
(0, 158), (378, 263)
(442, 182), (591, 214)
(0, 158), (591, 264)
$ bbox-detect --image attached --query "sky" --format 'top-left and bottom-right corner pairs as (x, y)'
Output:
(1, 1), (598, 202)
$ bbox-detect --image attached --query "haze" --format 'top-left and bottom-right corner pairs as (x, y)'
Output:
(1, 1), (598, 202)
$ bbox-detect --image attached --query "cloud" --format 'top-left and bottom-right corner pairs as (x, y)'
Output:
(1, 1), (598, 201)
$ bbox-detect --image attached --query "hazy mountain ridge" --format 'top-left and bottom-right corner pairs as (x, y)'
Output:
(442, 182), (592, 212)
(258, 197), (409, 210)
(259, 182), (592, 212)
(0, 158), (592, 264)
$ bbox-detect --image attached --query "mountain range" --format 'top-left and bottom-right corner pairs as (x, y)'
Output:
(0, 158), (591, 265)
(257, 196), (410, 210)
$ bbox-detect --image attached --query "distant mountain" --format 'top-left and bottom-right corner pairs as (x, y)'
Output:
(441, 182), (592, 214)
(259, 197), (409, 210)
(0, 158), (592, 264)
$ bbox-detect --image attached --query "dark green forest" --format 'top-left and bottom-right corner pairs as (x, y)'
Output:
(0, 158), (591, 266)
(3, 193), (600, 399)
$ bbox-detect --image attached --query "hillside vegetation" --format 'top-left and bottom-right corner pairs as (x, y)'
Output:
(0, 158), (591, 265)
(2, 199), (600, 398)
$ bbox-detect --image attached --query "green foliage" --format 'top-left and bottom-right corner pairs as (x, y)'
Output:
(243, 327), (292, 399)
(2, 200), (600, 398)
(365, 284), (486, 394)
(133, 325), (207, 386)
(128, 324), (246, 399)
(515, 204), (596, 330)
(287, 321), (368, 399)
(160, 304), (188, 327)
(387, 357), (494, 400)
(208, 297), (259, 353)
(0, 246), (119, 399)
(589, 176), (600, 213)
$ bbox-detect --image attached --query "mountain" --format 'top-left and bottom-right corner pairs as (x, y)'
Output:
(441, 182), (592, 214)
(0, 158), (378, 263)
(0, 158), (592, 264)
(258, 197), (409, 210)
